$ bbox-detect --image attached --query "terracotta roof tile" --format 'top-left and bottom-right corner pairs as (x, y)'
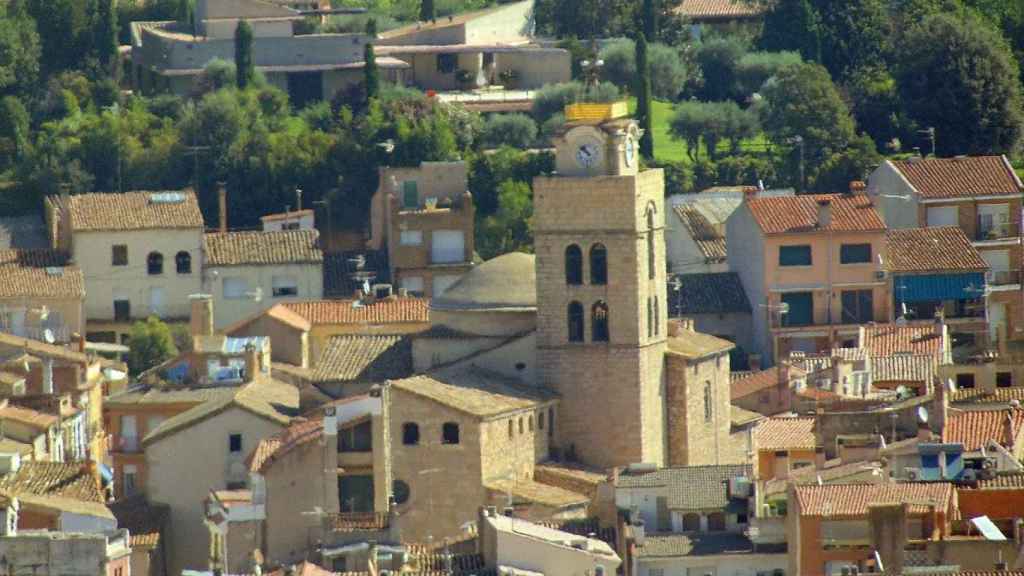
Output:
(312, 334), (412, 383)
(669, 272), (751, 315)
(260, 209), (314, 222)
(731, 367), (802, 400)
(391, 365), (557, 419)
(675, 0), (765, 19)
(484, 478), (589, 508)
(282, 298), (429, 325)
(203, 230), (323, 266)
(0, 250), (84, 299)
(746, 193), (885, 235)
(794, 482), (953, 518)
(248, 417), (323, 473)
(616, 464), (752, 511)
(861, 323), (944, 357)
(886, 227), (988, 272)
(109, 496), (169, 548)
(731, 405), (764, 427)
(754, 417), (817, 451)
(952, 387), (1024, 405)
(943, 408), (1024, 451)
(666, 329), (734, 360)
(889, 156), (1023, 199)
(797, 387), (842, 401)
(966, 472), (1024, 490)
(66, 190), (204, 231)
(0, 461), (105, 503)
(636, 532), (759, 557)
(0, 403), (58, 430)
(674, 206), (726, 261)
(871, 354), (937, 384)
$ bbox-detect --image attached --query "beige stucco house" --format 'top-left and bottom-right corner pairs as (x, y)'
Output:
(45, 190), (205, 344)
(0, 250), (84, 344)
(202, 229), (325, 329)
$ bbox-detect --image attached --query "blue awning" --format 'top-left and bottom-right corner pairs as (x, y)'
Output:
(894, 273), (986, 302)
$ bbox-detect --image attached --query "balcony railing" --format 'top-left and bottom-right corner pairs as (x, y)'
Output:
(328, 511), (389, 532)
(975, 220), (1019, 241)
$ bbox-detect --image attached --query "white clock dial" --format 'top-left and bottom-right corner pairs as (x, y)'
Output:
(576, 142), (602, 168)
(624, 136), (637, 167)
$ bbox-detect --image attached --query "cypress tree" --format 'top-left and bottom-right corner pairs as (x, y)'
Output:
(420, 0), (434, 22)
(235, 19), (255, 90)
(94, 0), (118, 77)
(635, 33), (654, 159)
(642, 0), (657, 43)
(364, 42), (379, 102)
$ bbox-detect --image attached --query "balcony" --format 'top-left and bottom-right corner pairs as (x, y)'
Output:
(975, 220), (1019, 242)
(111, 434), (139, 453)
(328, 511), (390, 533)
(987, 269), (1021, 287)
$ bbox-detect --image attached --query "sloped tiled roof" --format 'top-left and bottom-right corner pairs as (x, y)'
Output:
(105, 384), (238, 407)
(668, 272), (751, 315)
(943, 408), (1024, 451)
(248, 416), (324, 474)
(861, 324), (944, 357)
(0, 403), (58, 430)
(889, 156), (1023, 199)
(203, 229), (323, 266)
(390, 365), (557, 419)
(731, 367), (802, 400)
(0, 461), (105, 503)
(616, 464), (751, 511)
(886, 227), (988, 273)
(968, 472), (1024, 490)
(283, 298), (429, 325)
(794, 482), (953, 518)
(674, 206), (726, 261)
(952, 387), (1024, 406)
(109, 495), (169, 548)
(747, 194), (885, 234)
(312, 335), (412, 383)
(754, 417), (817, 451)
(66, 190), (204, 231)
(871, 354), (937, 384)
(731, 405), (764, 427)
(666, 329), (734, 360)
(484, 478), (589, 508)
(636, 532), (759, 558)
(675, 0), (765, 19)
(0, 250), (84, 299)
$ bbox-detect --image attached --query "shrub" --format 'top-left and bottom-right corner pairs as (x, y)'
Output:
(735, 51), (802, 97)
(532, 81), (620, 123)
(600, 38), (688, 100)
(481, 113), (538, 149)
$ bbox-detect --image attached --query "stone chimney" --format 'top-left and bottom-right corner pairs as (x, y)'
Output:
(189, 294), (214, 339)
(217, 182), (228, 233)
(742, 186), (758, 202)
(749, 354), (762, 372)
(243, 344), (259, 382)
(816, 199), (832, 228)
(849, 181), (867, 194)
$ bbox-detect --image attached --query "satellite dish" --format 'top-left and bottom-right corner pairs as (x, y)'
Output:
(918, 406), (929, 424)
(947, 378), (957, 393)
(896, 385), (909, 400)
(43, 329), (55, 344)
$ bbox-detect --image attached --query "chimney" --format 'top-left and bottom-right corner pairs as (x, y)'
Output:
(189, 294), (214, 338)
(742, 186), (758, 202)
(42, 358), (53, 395)
(323, 406), (337, 437)
(244, 344), (259, 382)
(849, 181), (866, 194)
(869, 503), (908, 576)
(217, 182), (228, 233)
(816, 199), (832, 228)
(749, 354), (762, 372)
(774, 450), (789, 480)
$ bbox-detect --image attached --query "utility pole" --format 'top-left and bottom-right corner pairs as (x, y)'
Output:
(788, 135), (805, 192)
(918, 127), (936, 157)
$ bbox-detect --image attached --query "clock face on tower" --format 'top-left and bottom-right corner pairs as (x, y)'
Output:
(576, 141), (602, 169)
(624, 135), (637, 167)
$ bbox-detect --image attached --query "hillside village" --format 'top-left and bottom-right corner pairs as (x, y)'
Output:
(2, 0), (1024, 575)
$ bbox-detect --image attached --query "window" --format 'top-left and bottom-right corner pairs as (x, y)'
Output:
(400, 230), (423, 246)
(175, 251), (191, 274)
(780, 292), (813, 327)
(647, 297), (653, 338)
(149, 287), (166, 316)
(431, 230), (465, 264)
(595, 568), (605, 576)
(956, 373), (976, 389)
(528, 415), (533, 432)
(704, 381), (713, 421)
(840, 243), (872, 264)
(112, 245), (128, 266)
(779, 245), (812, 266)
(518, 417), (524, 434)
(647, 205), (656, 280)
(565, 245), (583, 285)
(229, 434), (242, 453)
(548, 408), (554, 438)
(567, 301), (584, 342)
(282, 221), (300, 231)
(442, 422), (460, 444)
(737, 513), (748, 524)
(339, 475), (374, 513)
(998, 372), (1013, 388)
(123, 465), (137, 496)
(147, 252), (163, 275)
(483, 52), (494, 66)
(437, 53), (457, 73)
(223, 277), (248, 300)
(400, 276), (424, 296)
(508, 419), (513, 438)
(592, 301), (609, 342)
(841, 290), (873, 324)
(272, 276), (299, 298)
(654, 296), (660, 336)
(114, 299), (131, 322)
(340, 420), (372, 452)
(590, 244), (608, 285)
(539, 411), (545, 430)
(392, 480), (410, 505)
(402, 422), (419, 445)
(402, 180), (419, 208)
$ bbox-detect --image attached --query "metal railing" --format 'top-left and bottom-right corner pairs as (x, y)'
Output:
(328, 511), (389, 532)
(975, 220), (1019, 241)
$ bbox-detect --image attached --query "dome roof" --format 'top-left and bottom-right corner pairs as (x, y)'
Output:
(431, 252), (536, 311)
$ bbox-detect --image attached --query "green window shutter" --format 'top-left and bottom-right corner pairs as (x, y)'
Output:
(402, 181), (418, 209)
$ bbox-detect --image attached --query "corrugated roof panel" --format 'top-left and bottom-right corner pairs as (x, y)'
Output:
(894, 273), (986, 302)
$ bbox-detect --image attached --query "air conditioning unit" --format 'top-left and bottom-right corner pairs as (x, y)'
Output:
(906, 468), (921, 481)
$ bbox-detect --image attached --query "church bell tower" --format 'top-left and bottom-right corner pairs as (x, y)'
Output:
(533, 102), (668, 469)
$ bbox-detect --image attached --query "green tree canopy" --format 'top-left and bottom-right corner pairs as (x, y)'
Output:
(127, 316), (177, 375)
(476, 179), (533, 259)
(758, 0), (820, 62)
(635, 33), (654, 159)
(93, 0), (118, 77)
(812, 0), (889, 82)
(669, 100), (760, 161)
(0, 2), (40, 97)
(234, 19), (255, 90)
(363, 42), (379, 102)
(694, 36), (747, 102)
(895, 13), (1024, 156)
(600, 38), (688, 100)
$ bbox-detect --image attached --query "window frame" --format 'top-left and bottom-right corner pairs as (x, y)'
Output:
(112, 245), (128, 266)
(146, 252), (164, 276)
(175, 251), (192, 274)
(567, 301), (584, 343)
(400, 230), (423, 246)
(591, 301), (610, 342)
(339, 420), (373, 452)
(565, 245), (583, 285)
(401, 422), (420, 446)
(229, 433), (242, 454)
(839, 243), (872, 265)
(589, 243), (608, 285)
(436, 53), (457, 74)
(840, 289), (874, 324)
(778, 245), (812, 267)
(271, 275), (299, 298)
(441, 422), (460, 445)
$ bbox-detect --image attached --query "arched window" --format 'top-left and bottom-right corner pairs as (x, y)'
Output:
(175, 251), (191, 274)
(592, 301), (609, 342)
(147, 252), (163, 275)
(565, 245), (583, 285)
(392, 480), (410, 505)
(442, 422), (460, 444)
(646, 204), (656, 280)
(590, 243), (607, 285)
(402, 422), (420, 445)
(567, 301), (584, 342)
